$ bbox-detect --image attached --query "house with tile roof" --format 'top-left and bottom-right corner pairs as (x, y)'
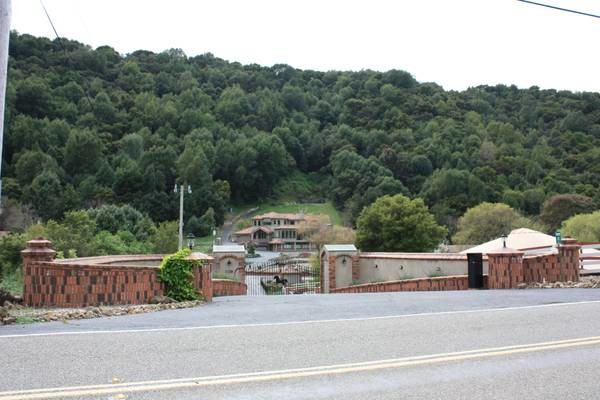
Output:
(231, 212), (317, 251)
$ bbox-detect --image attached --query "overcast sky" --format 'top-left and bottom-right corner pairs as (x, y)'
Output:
(10, 0), (600, 92)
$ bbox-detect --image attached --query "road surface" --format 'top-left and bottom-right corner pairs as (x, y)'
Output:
(2, 289), (600, 399)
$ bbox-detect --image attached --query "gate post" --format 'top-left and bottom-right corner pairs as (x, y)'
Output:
(202, 263), (213, 302)
(321, 245), (358, 293)
(22, 238), (56, 307)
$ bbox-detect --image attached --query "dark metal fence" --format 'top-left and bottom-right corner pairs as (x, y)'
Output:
(244, 259), (320, 295)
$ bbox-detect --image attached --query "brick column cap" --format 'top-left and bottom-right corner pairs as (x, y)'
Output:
(25, 238), (52, 247)
(21, 238), (56, 256)
(486, 247), (524, 256)
(559, 237), (580, 249)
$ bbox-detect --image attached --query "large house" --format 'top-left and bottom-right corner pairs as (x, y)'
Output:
(232, 212), (317, 251)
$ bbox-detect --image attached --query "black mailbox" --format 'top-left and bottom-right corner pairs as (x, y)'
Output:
(467, 253), (484, 289)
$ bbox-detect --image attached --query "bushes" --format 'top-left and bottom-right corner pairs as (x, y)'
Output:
(0, 234), (26, 279)
(158, 249), (202, 301)
(561, 211), (600, 242)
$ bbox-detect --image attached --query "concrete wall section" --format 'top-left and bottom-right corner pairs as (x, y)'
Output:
(334, 256), (353, 288)
(211, 251), (245, 279)
(357, 254), (488, 283)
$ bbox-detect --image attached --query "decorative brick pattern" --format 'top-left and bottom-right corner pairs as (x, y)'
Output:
(330, 275), (480, 293)
(487, 250), (525, 289)
(351, 255), (360, 283)
(22, 239), (214, 307)
(328, 255), (336, 290)
(487, 239), (580, 289)
(213, 279), (247, 296)
(23, 262), (165, 307)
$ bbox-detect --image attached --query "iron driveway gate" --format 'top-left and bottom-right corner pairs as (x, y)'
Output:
(244, 259), (320, 295)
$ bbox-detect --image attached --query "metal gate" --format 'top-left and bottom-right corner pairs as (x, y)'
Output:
(244, 259), (320, 295)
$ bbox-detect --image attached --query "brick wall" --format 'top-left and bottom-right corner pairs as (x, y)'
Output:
(487, 250), (525, 289)
(22, 239), (213, 307)
(331, 275), (476, 293)
(23, 262), (165, 307)
(213, 279), (247, 296)
(487, 239), (580, 289)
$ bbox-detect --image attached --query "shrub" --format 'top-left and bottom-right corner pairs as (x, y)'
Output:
(158, 248), (201, 301)
(561, 210), (600, 242)
(452, 202), (538, 244)
(152, 221), (179, 253)
(0, 234), (26, 279)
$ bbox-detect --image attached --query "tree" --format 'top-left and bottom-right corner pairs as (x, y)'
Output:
(356, 194), (447, 252)
(198, 207), (216, 236)
(24, 171), (64, 220)
(45, 211), (97, 257)
(452, 203), (537, 245)
(88, 204), (141, 234)
(540, 194), (597, 233)
(561, 211), (600, 242)
(64, 129), (104, 175)
(151, 221), (179, 253)
(297, 214), (356, 250)
(420, 169), (490, 217)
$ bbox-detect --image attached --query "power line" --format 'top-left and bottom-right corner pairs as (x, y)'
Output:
(39, 0), (95, 109)
(517, 0), (600, 19)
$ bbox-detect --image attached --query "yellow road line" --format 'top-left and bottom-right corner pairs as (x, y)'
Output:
(2, 336), (600, 400)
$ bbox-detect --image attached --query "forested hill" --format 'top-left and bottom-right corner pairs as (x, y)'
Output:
(4, 32), (600, 233)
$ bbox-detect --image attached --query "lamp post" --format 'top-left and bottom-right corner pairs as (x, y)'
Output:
(0, 0), (11, 211)
(174, 183), (192, 250)
(187, 233), (195, 250)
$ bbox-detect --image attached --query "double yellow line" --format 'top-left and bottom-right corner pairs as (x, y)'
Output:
(2, 336), (600, 399)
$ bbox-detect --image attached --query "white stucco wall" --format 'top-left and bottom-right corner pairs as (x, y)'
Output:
(212, 251), (245, 277)
(334, 257), (353, 288)
(358, 257), (488, 283)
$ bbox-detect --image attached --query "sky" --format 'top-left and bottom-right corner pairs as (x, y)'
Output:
(10, 0), (600, 93)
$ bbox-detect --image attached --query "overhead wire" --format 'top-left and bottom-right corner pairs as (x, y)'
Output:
(517, 0), (600, 19)
(39, 0), (95, 109)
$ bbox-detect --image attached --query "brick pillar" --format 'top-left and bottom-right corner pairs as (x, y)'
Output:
(352, 255), (360, 284)
(21, 238), (56, 307)
(328, 255), (337, 290)
(487, 248), (525, 289)
(201, 262), (213, 302)
(558, 237), (580, 282)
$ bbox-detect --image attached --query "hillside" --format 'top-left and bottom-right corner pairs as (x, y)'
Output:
(4, 32), (600, 234)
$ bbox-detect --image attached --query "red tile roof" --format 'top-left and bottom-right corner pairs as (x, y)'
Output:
(234, 226), (273, 235)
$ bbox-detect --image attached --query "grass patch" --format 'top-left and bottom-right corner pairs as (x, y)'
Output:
(0, 271), (23, 296)
(251, 201), (342, 226)
(15, 314), (37, 324)
(427, 272), (446, 278)
(191, 235), (214, 253)
(212, 272), (240, 281)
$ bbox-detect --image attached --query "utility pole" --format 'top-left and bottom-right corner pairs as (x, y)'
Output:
(0, 0), (11, 212)
(174, 183), (192, 250)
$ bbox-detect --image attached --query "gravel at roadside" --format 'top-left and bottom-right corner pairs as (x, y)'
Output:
(0, 299), (203, 325)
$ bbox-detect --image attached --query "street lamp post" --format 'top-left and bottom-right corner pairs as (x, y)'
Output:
(0, 0), (12, 211)
(187, 233), (195, 250)
(174, 183), (192, 250)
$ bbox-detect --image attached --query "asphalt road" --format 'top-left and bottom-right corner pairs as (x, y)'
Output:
(2, 289), (600, 399)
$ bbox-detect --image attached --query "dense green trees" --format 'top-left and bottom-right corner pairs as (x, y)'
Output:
(355, 194), (447, 252)
(539, 194), (597, 233)
(3, 32), (600, 246)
